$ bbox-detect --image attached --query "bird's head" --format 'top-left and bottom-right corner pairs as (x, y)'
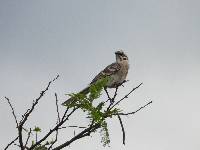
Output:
(115, 49), (128, 63)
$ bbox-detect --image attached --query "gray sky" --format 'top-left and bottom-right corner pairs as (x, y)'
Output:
(0, 0), (200, 150)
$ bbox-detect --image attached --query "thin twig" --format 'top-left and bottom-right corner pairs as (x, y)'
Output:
(110, 83), (143, 110)
(24, 128), (32, 149)
(18, 75), (59, 149)
(47, 93), (60, 150)
(61, 106), (70, 122)
(55, 93), (60, 123)
(112, 87), (118, 101)
(48, 129), (58, 150)
(107, 87), (118, 110)
(5, 97), (18, 127)
(59, 125), (87, 129)
(104, 88), (111, 101)
(52, 123), (101, 150)
(4, 136), (19, 150)
(35, 132), (38, 143)
(4, 75), (152, 150)
(29, 107), (77, 150)
(20, 75), (59, 126)
(117, 114), (125, 145)
(117, 101), (153, 116)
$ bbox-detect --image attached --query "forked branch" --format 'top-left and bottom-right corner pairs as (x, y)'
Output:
(3, 76), (152, 150)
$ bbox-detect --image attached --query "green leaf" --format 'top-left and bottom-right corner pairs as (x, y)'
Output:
(89, 76), (111, 100)
(64, 76), (113, 147)
(100, 121), (110, 147)
(34, 145), (48, 150)
(33, 126), (41, 132)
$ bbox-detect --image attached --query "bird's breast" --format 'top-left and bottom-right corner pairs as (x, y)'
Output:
(107, 61), (129, 88)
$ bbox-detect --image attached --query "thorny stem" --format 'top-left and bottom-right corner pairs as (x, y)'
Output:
(4, 76), (152, 150)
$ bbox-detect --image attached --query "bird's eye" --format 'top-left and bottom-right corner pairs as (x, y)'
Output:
(123, 57), (127, 60)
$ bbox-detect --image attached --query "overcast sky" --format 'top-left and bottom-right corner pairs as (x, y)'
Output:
(0, 0), (200, 150)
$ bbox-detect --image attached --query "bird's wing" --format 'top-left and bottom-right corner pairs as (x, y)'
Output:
(90, 62), (121, 84)
(62, 63), (121, 106)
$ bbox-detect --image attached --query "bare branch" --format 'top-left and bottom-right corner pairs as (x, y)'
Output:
(110, 83), (143, 109)
(55, 93), (60, 123)
(35, 132), (38, 143)
(48, 129), (58, 150)
(4, 136), (19, 150)
(29, 107), (77, 150)
(112, 87), (118, 101)
(107, 87), (118, 110)
(52, 123), (101, 150)
(117, 114), (125, 145)
(61, 105), (71, 122)
(117, 101), (152, 116)
(4, 97), (18, 127)
(59, 125), (87, 129)
(4, 74), (151, 150)
(47, 93), (61, 150)
(20, 75), (60, 126)
(24, 128), (32, 149)
(17, 75), (59, 149)
(104, 88), (111, 102)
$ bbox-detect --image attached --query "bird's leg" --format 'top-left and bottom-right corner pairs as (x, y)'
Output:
(104, 87), (111, 102)
(106, 87), (118, 110)
(104, 87), (115, 104)
(111, 87), (118, 103)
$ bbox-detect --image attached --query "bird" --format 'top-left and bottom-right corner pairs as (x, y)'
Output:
(62, 50), (129, 106)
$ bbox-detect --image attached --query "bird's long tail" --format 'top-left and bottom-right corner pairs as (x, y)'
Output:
(62, 86), (90, 106)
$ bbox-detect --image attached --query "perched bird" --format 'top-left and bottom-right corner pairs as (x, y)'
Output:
(62, 50), (129, 106)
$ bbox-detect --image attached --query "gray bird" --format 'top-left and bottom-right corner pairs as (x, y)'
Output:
(62, 50), (129, 106)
